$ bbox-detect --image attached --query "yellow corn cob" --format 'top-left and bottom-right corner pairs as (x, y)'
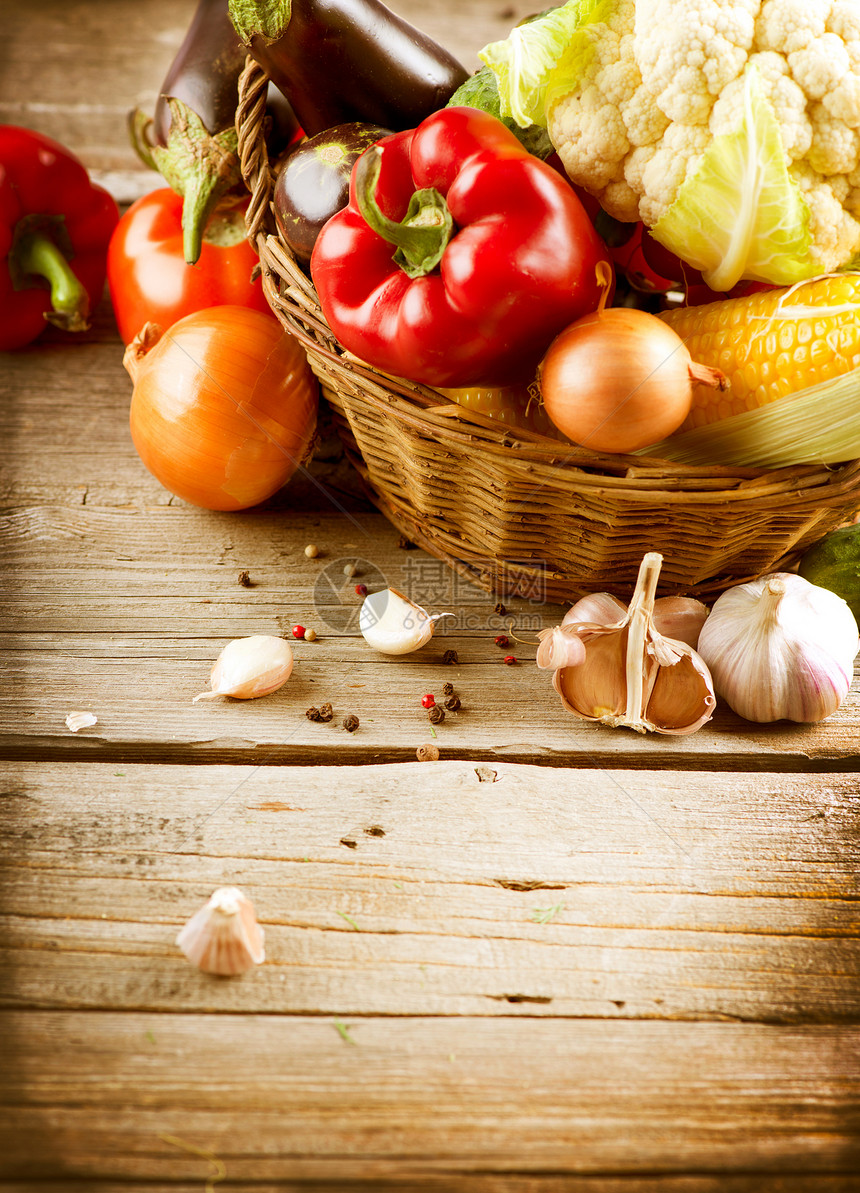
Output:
(659, 275), (860, 430)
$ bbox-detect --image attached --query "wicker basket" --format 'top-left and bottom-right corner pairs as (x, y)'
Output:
(236, 59), (860, 602)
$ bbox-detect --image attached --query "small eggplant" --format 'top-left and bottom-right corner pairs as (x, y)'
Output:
(131, 0), (300, 264)
(229, 0), (469, 137)
(273, 123), (391, 264)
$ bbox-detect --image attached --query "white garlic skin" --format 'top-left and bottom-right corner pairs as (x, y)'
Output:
(193, 634), (293, 701)
(536, 625), (586, 670)
(176, 886), (265, 976)
(697, 573), (859, 723)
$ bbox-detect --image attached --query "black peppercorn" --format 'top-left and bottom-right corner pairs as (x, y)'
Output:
(444, 694), (461, 712)
(442, 649), (459, 665)
(442, 682), (454, 696)
(343, 714), (360, 732)
(428, 705), (445, 725)
(318, 703), (334, 722)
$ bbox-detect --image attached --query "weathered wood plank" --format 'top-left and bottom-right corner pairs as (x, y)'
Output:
(2, 497), (859, 766)
(2, 762), (858, 1021)
(34, 1177), (837, 1193)
(1, 1012), (858, 1181)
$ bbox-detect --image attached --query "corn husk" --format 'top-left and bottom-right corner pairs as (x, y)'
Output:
(644, 365), (860, 467)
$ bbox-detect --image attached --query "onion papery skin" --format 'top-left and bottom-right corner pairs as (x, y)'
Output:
(127, 306), (318, 511)
(539, 308), (697, 453)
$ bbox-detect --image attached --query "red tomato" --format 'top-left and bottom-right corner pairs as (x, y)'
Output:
(107, 188), (272, 344)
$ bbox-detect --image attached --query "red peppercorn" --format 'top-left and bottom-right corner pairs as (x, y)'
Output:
(292, 624), (306, 639)
(355, 583), (368, 596)
(495, 634), (509, 647)
(503, 655), (517, 665)
(421, 693), (436, 709)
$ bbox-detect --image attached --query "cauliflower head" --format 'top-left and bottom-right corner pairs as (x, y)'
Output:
(481, 0), (860, 288)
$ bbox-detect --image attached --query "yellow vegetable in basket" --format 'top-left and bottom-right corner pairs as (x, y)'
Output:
(435, 383), (564, 439)
(659, 275), (860, 431)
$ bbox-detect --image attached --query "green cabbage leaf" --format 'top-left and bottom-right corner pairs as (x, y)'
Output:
(650, 66), (813, 290)
(478, 0), (614, 129)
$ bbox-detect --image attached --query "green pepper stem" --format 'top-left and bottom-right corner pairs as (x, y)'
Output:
(15, 232), (90, 332)
(354, 147), (453, 279)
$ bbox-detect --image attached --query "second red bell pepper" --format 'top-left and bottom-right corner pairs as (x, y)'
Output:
(310, 106), (613, 388)
(0, 125), (119, 351)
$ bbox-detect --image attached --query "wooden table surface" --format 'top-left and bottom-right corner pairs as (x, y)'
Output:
(2, 2), (859, 1189)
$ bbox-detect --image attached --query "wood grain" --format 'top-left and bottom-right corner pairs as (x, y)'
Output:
(2, 762), (858, 1021)
(2, 493), (859, 765)
(1, 1012), (859, 1182)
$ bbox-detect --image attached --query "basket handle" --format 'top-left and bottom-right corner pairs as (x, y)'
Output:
(236, 54), (276, 246)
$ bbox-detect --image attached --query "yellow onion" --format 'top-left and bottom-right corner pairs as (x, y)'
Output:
(538, 269), (727, 453)
(124, 305), (318, 510)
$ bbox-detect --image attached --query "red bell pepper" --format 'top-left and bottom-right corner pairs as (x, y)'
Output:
(107, 187), (272, 345)
(310, 106), (613, 388)
(0, 125), (119, 351)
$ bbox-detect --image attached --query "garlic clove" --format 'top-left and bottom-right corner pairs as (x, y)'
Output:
(536, 625), (587, 670)
(651, 596), (709, 648)
(176, 886), (265, 976)
(644, 636), (717, 734)
(697, 572), (859, 723)
(561, 592), (627, 628)
(193, 635), (293, 701)
(553, 630), (628, 719)
(359, 587), (450, 655)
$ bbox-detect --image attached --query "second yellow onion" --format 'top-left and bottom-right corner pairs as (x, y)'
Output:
(124, 306), (318, 510)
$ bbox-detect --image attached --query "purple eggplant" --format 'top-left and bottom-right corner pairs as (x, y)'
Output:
(273, 122), (391, 264)
(228, 0), (469, 137)
(131, 0), (299, 263)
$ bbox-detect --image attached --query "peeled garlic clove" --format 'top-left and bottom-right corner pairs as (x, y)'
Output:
(176, 886), (265, 976)
(359, 587), (450, 655)
(697, 572), (859, 723)
(652, 596), (709, 648)
(536, 625), (587, 670)
(193, 635), (293, 701)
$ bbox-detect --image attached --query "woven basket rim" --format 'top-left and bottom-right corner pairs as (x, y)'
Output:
(235, 56), (860, 505)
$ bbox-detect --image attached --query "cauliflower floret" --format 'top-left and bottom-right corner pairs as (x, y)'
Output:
(638, 123), (712, 224)
(550, 84), (630, 191)
(710, 52), (813, 159)
(635, 0), (755, 124)
(755, 0), (830, 54)
(828, 0), (860, 43)
(788, 31), (851, 99)
(807, 102), (860, 173)
(791, 161), (860, 269)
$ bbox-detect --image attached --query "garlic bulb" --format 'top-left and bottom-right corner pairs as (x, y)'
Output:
(543, 552), (716, 735)
(193, 635), (293, 701)
(359, 587), (450, 655)
(538, 590), (707, 669)
(176, 886), (265, 976)
(697, 572), (859, 722)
